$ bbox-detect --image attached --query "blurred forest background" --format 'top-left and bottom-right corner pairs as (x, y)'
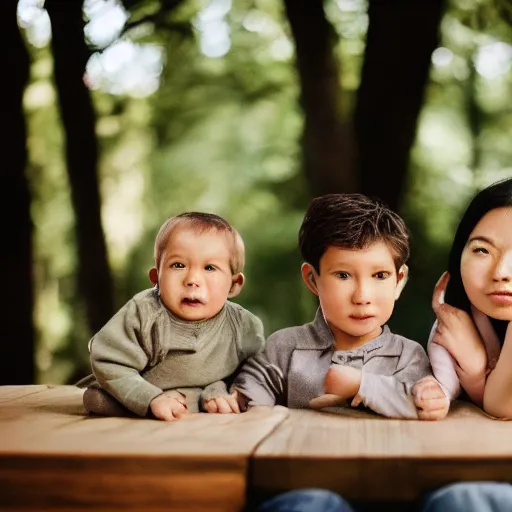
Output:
(5, 0), (512, 385)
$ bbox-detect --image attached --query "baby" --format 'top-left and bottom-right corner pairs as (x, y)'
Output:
(79, 212), (265, 421)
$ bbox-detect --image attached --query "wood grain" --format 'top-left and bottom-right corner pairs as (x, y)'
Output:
(252, 402), (512, 501)
(0, 385), (288, 511)
(6, 385), (512, 506)
(0, 385), (48, 404)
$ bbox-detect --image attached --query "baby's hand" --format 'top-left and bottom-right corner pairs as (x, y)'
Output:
(412, 376), (449, 421)
(150, 391), (189, 421)
(203, 391), (240, 414)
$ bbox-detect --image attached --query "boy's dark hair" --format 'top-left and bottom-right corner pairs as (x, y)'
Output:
(298, 193), (410, 273)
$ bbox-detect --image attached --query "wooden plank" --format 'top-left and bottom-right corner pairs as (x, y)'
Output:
(252, 402), (512, 501)
(0, 455), (246, 512)
(0, 384), (48, 404)
(0, 385), (288, 511)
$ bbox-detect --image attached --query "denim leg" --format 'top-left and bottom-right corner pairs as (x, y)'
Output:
(422, 482), (512, 512)
(256, 489), (355, 512)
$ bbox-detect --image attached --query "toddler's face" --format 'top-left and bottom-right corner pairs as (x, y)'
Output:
(461, 206), (512, 321)
(312, 241), (405, 348)
(154, 228), (236, 321)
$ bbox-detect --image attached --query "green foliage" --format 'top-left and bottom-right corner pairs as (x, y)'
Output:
(124, 0), (312, 336)
(20, 0), (512, 382)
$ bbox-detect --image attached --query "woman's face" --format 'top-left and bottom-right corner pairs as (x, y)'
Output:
(461, 206), (512, 321)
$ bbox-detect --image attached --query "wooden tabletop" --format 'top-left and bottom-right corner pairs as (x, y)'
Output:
(0, 385), (288, 512)
(252, 403), (512, 501)
(3, 386), (512, 509)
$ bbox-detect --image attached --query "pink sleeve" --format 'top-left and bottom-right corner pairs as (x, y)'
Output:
(428, 321), (488, 405)
(427, 322), (461, 401)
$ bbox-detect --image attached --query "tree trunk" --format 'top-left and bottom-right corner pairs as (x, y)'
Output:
(355, 0), (445, 211)
(0, 5), (34, 383)
(283, 0), (357, 197)
(46, 0), (114, 335)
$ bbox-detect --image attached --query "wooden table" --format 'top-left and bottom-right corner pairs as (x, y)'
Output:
(252, 404), (512, 502)
(3, 386), (512, 510)
(0, 385), (287, 512)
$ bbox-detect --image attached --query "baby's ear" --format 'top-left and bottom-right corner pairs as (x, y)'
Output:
(228, 273), (245, 298)
(149, 267), (158, 285)
(395, 264), (409, 299)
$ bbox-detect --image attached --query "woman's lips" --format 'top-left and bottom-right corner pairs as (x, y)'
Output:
(488, 292), (512, 305)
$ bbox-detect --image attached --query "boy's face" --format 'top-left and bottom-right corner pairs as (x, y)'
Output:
(150, 228), (243, 321)
(302, 241), (406, 349)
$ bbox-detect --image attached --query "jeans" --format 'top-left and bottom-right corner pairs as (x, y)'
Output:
(256, 489), (355, 512)
(422, 482), (512, 512)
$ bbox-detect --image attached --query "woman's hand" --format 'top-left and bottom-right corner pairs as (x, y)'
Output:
(431, 272), (488, 380)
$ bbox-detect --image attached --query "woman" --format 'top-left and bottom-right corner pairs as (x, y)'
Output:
(418, 177), (512, 418)
(414, 177), (512, 512)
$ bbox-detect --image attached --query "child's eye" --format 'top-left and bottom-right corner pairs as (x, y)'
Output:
(171, 262), (185, 269)
(473, 247), (489, 255)
(374, 271), (390, 280)
(205, 265), (216, 271)
(336, 272), (350, 279)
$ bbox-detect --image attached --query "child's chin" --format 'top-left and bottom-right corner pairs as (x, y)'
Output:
(345, 324), (381, 339)
(173, 307), (208, 322)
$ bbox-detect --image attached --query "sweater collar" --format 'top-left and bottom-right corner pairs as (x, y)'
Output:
(296, 307), (392, 353)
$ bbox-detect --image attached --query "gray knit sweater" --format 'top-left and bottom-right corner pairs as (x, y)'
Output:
(83, 288), (265, 416)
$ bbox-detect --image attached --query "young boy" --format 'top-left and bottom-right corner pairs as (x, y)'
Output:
(232, 194), (447, 420)
(79, 212), (265, 421)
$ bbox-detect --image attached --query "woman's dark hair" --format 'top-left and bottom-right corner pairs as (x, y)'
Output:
(446, 177), (512, 341)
